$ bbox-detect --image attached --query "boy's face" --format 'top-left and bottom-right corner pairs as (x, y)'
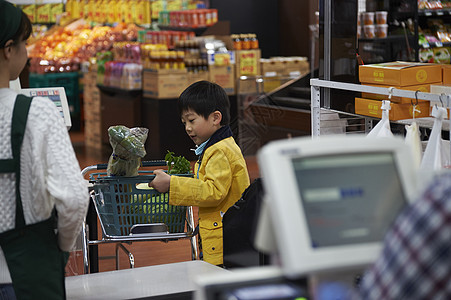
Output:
(181, 109), (221, 146)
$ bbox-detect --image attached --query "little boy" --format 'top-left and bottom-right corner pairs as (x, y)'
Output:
(149, 81), (250, 266)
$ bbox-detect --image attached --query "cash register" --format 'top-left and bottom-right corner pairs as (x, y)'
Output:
(10, 79), (72, 130)
(195, 135), (418, 300)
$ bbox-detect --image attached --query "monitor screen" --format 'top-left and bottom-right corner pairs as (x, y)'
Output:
(293, 152), (407, 248)
(256, 136), (418, 277)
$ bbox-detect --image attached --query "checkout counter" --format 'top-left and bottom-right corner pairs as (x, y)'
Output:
(65, 260), (229, 300)
(194, 135), (418, 300)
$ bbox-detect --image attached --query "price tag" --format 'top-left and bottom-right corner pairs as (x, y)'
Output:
(289, 71), (301, 77)
(425, 11), (432, 16)
(264, 71), (277, 77)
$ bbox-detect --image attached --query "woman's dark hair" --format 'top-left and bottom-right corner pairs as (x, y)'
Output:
(10, 11), (32, 46)
(178, 80), (230, 125)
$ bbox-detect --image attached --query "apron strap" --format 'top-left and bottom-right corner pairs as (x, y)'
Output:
(12, 94), (32, 229)
(0, 95), (33, 229)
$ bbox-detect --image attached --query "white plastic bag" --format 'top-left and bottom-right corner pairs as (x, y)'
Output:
(420, 106), (450, 170)
(367, 100), (394, 138)
(405, 121), (422, 169)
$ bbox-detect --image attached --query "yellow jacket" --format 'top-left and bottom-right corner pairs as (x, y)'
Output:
(169, 126), (250, 265)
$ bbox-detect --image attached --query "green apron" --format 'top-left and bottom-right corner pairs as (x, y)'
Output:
(0, 95), (68, 300)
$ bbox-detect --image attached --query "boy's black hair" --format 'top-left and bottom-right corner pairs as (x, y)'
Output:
(10, 11), (32, 46)
(178, 80), (230, 125)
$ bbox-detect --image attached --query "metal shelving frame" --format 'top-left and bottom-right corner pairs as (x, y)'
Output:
(310, 78), (451, 138)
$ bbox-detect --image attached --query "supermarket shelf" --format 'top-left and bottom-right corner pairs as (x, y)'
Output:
(359, 35), (412, 43)
(96, 85), (142, 97)
(418, 9), (451, 16)
(157, 25), (208, 35)
(420, 41), (451, 49)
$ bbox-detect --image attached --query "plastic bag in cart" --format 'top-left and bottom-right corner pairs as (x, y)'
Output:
(107, 125), (149, 177)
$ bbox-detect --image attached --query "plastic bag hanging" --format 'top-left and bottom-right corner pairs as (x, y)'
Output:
(405, 122), (422, 169)
(367, 100), (394, 138)
(420, 106), (450, 171)
(405, 92), (423, 169)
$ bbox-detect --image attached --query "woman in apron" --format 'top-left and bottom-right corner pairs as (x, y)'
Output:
(0, 1), (89, 299)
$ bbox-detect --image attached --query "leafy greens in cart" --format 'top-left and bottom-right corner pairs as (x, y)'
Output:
(165, 151), (191, 174)
(130, 193), (185, 233)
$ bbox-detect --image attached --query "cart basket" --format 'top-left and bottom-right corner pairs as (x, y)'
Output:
(89, 171), (193, 237)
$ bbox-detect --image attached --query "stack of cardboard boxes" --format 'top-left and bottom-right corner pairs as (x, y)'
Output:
(357, 62), (443, 120)
(142, 35), (309, 99)
(83, 69), (102, 150)
(143, 68), (189, 99)
(261, 57), (310, 92)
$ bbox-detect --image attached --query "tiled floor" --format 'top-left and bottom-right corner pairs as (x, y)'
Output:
(66, 130), (260, 276)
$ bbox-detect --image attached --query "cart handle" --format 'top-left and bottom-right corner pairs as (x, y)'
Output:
(81, 160), (167, 177)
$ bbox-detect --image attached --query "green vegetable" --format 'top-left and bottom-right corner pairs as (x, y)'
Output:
(165, 151), (191, 174)
(107, 125), (148, 177)
(129, 193), (185, 233)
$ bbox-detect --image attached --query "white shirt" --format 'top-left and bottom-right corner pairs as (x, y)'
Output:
(0, 88), (89, 283)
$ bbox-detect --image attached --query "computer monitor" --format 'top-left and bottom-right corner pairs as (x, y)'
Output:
(256, 135), (418, 278)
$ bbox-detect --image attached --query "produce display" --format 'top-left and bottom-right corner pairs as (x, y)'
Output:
(28, 22), (140, 73)
(107, 125), (149, 177)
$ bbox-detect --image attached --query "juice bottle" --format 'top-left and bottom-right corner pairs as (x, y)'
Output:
(250, 34), (259, 49)
(177, 51), (185, 69)
(232, 34), (242, 50)
(241, 34), (251, 50)
(150, 50), (160, 70)
(169, 50), (177, 69)
(162, 51), (171, 69)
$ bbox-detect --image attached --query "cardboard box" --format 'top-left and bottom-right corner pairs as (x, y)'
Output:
(361, 82), (439, 104)
(261, 59), (285, 77)
(209, 65), (235, 95)
(355, 97), (430, 120)
(281, 58), (309, 77)
(262, 57), (309, 77)
(187, 71), (210, 86)
(235, 49), (261, 78)
(143, 69), (188, 99)
(359, 61), (442, 86)
(442, 65), (451, 84)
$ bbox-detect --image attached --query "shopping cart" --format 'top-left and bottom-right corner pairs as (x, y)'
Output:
(81, 160), (198, 274)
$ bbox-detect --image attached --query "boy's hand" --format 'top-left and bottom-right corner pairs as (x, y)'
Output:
(148, 169), (171, 192)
